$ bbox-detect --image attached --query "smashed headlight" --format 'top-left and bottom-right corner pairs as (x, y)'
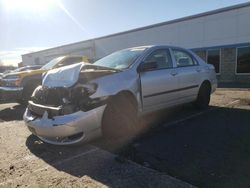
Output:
(71, 83), (97, 99)
(69, 83), (98, 108)
(82, 83), (98, 95)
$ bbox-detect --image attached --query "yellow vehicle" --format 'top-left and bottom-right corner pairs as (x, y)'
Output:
(0, 56), (88, 104)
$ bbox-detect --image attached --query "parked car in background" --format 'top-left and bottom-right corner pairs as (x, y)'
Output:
(0, 65), (42, 79)
(24, 45), (217, 145)
(10, 65), (43, 73)
(0, 56), (89, 104)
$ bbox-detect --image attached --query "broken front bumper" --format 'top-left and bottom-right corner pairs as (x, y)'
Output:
(0, 86), (23, 102)
(23, 105), (106, 145)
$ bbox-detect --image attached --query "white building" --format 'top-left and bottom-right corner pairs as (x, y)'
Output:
(22, 2), (250, 84)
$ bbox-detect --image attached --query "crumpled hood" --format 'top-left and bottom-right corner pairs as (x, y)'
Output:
(42, 63), (84, 88)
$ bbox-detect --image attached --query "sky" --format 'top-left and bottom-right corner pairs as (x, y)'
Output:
(0, 0), (249, 66)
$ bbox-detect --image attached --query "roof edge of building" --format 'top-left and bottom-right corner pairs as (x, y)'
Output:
(23, 2), (250, 57)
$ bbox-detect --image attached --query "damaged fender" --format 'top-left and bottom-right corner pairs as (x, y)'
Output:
(89, 70), (142, 112)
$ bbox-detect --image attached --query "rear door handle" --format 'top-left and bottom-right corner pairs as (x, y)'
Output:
(196, 68), (202, 72)
(171, 71), (178, 76)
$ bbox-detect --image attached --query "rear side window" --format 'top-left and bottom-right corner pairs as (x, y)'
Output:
(173, 49), (197, 67)
(144, 49), (173, 69)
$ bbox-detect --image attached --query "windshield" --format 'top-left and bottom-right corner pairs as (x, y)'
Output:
(41, 56), (65, 70)
(53, 57), (83, 68)
(93, 48), (146, 70)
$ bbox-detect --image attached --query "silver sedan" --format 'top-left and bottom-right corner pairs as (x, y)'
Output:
(24, 45), (217, 145)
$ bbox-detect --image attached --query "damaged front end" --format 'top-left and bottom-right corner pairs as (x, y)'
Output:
(24, 63), (116, 145)
(28, 83), (107, 117)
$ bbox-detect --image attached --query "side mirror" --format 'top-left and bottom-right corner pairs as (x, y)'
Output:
(137, 61), (158, 72)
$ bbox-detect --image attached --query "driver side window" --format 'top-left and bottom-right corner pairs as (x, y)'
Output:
(144, 49), (173, 69)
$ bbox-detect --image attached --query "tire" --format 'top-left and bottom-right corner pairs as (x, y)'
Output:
(102, 94), (138, 139)
(194, 82), (211, 109)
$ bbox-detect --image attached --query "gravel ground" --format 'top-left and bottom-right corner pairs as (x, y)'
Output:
(0, 89), (249, 188)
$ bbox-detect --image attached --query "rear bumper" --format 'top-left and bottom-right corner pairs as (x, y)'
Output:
(0, 86), (23, 102)
(23, 105), (106, 145)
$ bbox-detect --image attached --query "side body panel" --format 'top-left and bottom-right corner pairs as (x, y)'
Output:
(78, 46), (217, 115)
(139, 69), (178, 112)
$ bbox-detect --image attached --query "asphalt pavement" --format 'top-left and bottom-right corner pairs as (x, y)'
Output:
(0, 89), (250, 187)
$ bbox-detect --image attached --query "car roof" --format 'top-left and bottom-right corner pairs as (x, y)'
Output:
(127, 45), (189, 51)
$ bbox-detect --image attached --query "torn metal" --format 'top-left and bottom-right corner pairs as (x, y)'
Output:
(29, 63), (117, 117)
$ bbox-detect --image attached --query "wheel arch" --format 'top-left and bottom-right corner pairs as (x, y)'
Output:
(112, 90), (138, 111)
(200, 80), (212, 93)
(101, 89), (139, 138)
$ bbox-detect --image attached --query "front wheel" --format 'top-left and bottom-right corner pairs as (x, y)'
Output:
(102, 94), (138, 140)
(194, 83), (211, 109)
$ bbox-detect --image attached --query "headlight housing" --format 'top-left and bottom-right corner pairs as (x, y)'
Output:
(82, 83), (98, 95)
(70, 83), (97, 104)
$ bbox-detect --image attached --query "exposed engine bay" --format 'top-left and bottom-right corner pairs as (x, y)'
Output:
(28, 63), (117, 118)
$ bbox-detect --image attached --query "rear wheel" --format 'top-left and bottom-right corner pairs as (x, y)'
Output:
(194, 82), (211, 109)
(102, 93), (138, 140)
